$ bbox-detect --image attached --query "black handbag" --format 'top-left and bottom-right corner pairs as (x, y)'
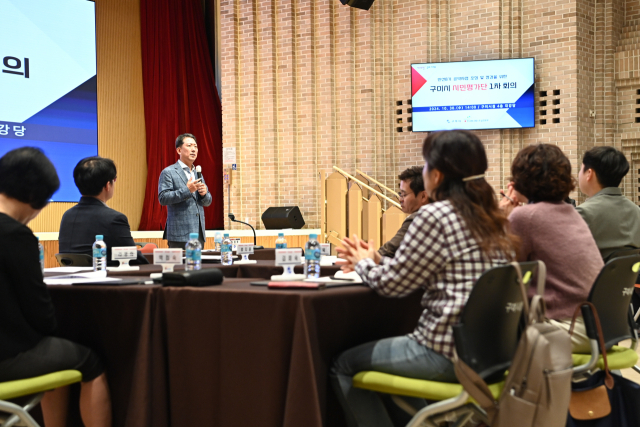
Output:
(566, 303), (640, 427)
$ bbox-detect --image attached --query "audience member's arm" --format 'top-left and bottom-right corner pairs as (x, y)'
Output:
(108, 214), (150, 265)
(498, 182), (521, 216)
(508, 208), (533, 262)
(7, 229), (57, 335)
(575, 203), (590, 223)
(378, 215), (413, 258)
(158, 170), (191, 206)
(356, 211), (447, 297)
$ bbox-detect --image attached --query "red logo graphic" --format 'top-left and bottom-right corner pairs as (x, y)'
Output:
(412, 68), (427, 97)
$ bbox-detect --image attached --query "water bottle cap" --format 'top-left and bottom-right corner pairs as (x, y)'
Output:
(309, 234), (317, 239)
(96, 235), (103, 240)
(224, 233), (229, 237)
(36, 236), (40, 241)
(278, 233), (284, 237)
(189, 233), (198, 239)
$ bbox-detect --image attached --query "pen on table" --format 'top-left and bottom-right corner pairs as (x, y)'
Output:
(330, 276), (355, 282)
(500, 191), (515, 203)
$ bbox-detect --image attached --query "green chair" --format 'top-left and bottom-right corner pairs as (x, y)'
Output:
(352, 262), (540, 427)
(571, 254), (640, 375)
(0, 370), (82, 427)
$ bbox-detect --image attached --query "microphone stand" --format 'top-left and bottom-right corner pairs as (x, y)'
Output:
(228, 213), (264, 250)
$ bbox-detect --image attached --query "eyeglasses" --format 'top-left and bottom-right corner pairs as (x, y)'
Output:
(397, 192), (410, 200)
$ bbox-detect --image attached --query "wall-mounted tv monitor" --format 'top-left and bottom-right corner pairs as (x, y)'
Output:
(411, 58), (535, 132)
(0, 0), (97, 202)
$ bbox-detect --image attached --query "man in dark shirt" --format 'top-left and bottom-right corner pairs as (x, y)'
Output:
(59, 156), (148, 266)
(378, 166), (429, 257)
(0, 147), (111, 425)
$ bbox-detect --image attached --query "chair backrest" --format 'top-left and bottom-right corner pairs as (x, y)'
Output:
(140, 243), (158, 254)
(588, 254), (640, 348)
(603, 246), (640, 263)
(55, 253), (93, 267)
(452, 262), (536, 383)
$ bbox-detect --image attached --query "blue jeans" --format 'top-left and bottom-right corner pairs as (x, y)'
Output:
(330, 336), (456, 427)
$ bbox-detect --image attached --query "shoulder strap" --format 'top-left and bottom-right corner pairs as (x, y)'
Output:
(534, 260), (546, 296)
(569, 302), (614, 389)
(513, 261), (547, 323)
(453, 355), (498, 420)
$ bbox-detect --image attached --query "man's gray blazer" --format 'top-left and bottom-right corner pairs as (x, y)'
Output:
(576, 187), (640, 260)
(158, 161), (212, 242)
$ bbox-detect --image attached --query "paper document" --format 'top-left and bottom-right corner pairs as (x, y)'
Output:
(44, 271), (120, 286)
(44, 267), (93, 273)
(304, 270), (363, 284)
(320, 256), (338, 266)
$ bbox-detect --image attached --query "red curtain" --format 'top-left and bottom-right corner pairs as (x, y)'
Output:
(138, 0), (223, 231)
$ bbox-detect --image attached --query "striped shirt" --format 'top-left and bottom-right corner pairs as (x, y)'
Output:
(355, 200), (509, 360)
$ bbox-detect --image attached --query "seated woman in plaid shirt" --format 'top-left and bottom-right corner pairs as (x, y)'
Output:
(331, 130), (519, 427)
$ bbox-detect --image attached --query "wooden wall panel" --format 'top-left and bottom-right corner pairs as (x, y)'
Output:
(30, 0), (147, 233)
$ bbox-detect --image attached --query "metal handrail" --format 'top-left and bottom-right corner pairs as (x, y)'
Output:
(355, 169), (397, 196)
(333, 166), (401, 208)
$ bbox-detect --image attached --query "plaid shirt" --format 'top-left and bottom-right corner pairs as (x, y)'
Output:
(355, 200), (508, 360)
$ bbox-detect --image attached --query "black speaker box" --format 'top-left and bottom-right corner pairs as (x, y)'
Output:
(340, 0), (375, 11)
(261, 206), (305, 230)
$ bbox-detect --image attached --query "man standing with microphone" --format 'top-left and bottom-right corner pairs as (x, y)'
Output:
(159, 133), (212, 248)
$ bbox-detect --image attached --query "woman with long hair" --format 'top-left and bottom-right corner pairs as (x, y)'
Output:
(331, 130), (518, 427)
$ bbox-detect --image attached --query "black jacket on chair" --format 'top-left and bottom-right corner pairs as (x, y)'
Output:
(59, 196), (149, 266)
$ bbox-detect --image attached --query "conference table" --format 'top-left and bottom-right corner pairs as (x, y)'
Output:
(46, 261), (423, 427)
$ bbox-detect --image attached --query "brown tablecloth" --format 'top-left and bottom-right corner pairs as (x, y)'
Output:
(47, 277), (422, 427)
(158, 279), (422, 427)
(48, 284), (165, 427)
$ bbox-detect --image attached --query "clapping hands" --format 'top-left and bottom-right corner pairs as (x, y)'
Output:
(336, 235), (381, 273)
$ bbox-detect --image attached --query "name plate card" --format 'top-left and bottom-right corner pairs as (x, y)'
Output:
(236, 243), (254, 255)
(230, 238), (241, 251)
(112, 247), (138, 261)
(320, 243), (330, 256)
(108, 246), (139, 270)
(153, 248), (183, 272)
(275, 249), (302, 266)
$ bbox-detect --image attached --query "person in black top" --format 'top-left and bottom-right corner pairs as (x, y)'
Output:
(0, 147), (112, 427)
(59, 156), (149, 266)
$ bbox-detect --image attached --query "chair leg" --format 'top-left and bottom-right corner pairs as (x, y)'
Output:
(0, 400), (40, 427)
(391, 395), (418, 416)
(405, 391), (471, 427)
(633, 365), (640, 375)
(429, 404), (487, 427)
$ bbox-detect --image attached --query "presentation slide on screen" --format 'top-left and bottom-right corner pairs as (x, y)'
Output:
(411, 58), (535, 132)
(0, 0), (97, 202)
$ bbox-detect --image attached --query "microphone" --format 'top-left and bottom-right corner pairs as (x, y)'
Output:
(228, 213), (264, 250)
(195, 165), (202, 181)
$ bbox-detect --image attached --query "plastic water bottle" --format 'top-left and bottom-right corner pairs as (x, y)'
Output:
(92, 235), (107, 272)
(214, 232), (222, 252)
(221, 233), (233, 265)
(185, 233), (202, 271)
(304, 233), (321, 278)
(275, 233), (287, 249)
(37, 237), (44, 274)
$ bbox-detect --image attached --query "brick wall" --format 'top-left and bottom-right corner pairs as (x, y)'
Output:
(220, 0), (639, 229)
